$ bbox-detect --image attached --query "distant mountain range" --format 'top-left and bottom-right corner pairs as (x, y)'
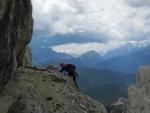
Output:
(76, 50), (103, 67)
(30, 46), (103, 68)
(30, 47), (73, 66)
(104, 42), (141, 60)
(30, 44), (150, 73)
(95, 45), (150, 73)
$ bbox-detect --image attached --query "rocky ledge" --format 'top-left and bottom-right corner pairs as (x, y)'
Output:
(0, 66), (107, 113)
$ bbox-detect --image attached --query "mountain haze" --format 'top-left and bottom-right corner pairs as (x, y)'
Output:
(76, 67), (136, 105)
(95, 45), (150, 73)
(77, 50), (103, 67)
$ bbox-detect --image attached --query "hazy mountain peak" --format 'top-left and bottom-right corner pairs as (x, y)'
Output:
(80, 50), (100, 57)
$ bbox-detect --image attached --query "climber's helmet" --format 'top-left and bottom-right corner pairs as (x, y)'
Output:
(60, 62), (65, 67)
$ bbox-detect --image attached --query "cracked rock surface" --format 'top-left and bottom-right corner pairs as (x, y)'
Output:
(0, 67), (107, 113)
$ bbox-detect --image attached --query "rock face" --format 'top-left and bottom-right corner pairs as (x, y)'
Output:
(0, 67), (107, 113)
(126, 66), (150, 113)
(0, 0), (33, 88)
(23, 46), (32, 67)
(109, 97), (126, 113)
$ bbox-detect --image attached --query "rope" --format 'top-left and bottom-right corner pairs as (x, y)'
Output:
(32, 54), (45, 67)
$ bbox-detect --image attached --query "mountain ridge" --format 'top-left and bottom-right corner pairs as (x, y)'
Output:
(95, 45), (150, 73)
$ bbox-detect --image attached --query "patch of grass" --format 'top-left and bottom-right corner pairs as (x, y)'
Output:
(52, 76), (66, 83)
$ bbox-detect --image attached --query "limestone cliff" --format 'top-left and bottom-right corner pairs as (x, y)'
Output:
(0, 67), (107, 113)
(0, 0), (33, 89)
(126, 66), (150, 113)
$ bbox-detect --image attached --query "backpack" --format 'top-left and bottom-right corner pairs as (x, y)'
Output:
(67, 64), (76, 70)
(66, 64), (79, 77)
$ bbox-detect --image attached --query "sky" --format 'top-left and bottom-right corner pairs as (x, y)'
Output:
(31, 0), (150, 56)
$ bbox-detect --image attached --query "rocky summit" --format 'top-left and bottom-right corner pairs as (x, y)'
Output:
(0, 66), (107, 113)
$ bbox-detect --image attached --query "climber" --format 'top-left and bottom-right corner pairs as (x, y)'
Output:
(59, 62), (79, 91)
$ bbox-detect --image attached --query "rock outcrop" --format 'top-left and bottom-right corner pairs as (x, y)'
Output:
(0, 67), (107, 113)
(126, 66), (150, 113)
(23, 46), (32, 67)
(108, 97), (126, 113)
(0, 0), (33, 89)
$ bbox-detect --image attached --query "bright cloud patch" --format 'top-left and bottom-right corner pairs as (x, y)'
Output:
(51, 38), (150, 56)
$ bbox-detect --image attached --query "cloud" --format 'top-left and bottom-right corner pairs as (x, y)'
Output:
(51, 37), (150, 56)
(51, 42), (119, 56)
(31, 0), (150, 56)
(32, 0), (150, 42)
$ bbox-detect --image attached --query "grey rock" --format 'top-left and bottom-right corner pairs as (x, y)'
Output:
(0, 67), (107, 113)
(109, 97), (126, 113)
(80, 103), (86, 109)
(47, 64), (58, 70)
(126, 66), (150, 113)
(23, 46), (32, 67)
(32, 66), (46, 71)
(0, 0), (33, 88)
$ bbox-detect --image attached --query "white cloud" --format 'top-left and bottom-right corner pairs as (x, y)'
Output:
(32, 0), (150, 41)
(51, 38), (150, 56)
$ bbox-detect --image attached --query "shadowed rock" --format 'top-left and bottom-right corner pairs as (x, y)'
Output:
(0, 0), (33, 89)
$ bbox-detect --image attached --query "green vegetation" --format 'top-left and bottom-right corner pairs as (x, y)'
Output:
(49, 75), (66, 83)
(82, 84), (127, 106)
(77, 67), (136, 88)
(52, 76), (66, 83)
(76, 67), (135, 105)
